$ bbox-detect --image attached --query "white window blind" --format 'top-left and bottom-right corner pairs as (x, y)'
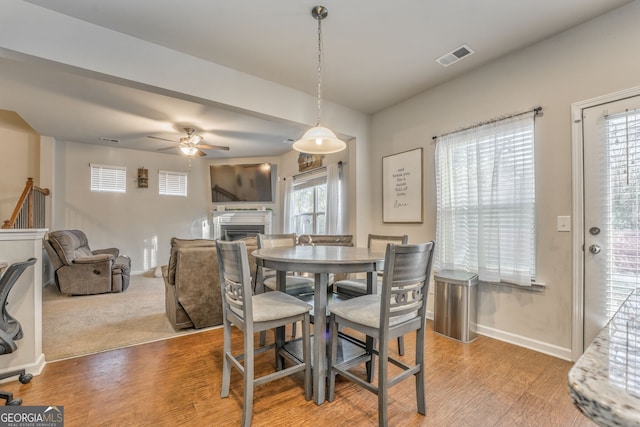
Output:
(434, 112), (536, 286)
(603, 109), (640, 318)
(90, 163), (126, 193)
(159, 170), (188, 197)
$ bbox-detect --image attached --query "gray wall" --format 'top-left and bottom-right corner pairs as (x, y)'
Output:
(369, 1), (640, 358)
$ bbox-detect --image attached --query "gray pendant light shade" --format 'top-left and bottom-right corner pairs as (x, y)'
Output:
(292, 6), (346, 155)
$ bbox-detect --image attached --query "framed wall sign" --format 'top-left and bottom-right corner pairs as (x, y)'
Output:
(382, 147), (423, 223)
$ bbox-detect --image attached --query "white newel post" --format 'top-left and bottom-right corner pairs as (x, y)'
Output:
(0, 229), (47, 381)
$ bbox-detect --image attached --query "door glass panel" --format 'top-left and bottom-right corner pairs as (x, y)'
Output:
(583, 97), (640, 349)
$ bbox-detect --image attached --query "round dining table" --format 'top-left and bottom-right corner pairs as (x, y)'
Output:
(252, 245), (385, 405)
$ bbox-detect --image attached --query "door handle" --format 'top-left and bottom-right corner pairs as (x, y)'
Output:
(589, 244), (601, 254)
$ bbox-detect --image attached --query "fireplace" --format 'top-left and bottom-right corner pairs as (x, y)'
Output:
(221, 224), (265, 241)
(210, 210), (272, 240)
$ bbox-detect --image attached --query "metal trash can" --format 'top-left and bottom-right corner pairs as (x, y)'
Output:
(433, 270), (478, 343)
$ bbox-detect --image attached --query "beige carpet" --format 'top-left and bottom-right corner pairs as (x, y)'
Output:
(42, 274), (206, 361)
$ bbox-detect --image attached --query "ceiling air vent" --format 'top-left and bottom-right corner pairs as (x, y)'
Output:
(436, 44), (474, 67)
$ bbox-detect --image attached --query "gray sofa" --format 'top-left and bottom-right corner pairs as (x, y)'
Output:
(162, 237), (258, 330)
(44, 229), (131, 295)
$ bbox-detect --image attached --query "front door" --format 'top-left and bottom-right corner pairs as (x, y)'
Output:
(583, 95), (640, 349)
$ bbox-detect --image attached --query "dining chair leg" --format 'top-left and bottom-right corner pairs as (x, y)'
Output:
(366, 336), (376, 382)
(302, 314), (312, 401)
(221, 321), (232, 398)
(243, 331), (255, 427)
(275, 326), (285, 371)
(327, 314), (339, 402)
(378, 340), (390, 427)
(415, 328), (427, 415)
(397, 336), (405, 356)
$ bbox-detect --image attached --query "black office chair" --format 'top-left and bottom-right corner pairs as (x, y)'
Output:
(0, 258), (36, 406)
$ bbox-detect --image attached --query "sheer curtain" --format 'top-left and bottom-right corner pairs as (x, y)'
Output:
(282, 176), (295, 233)
(435, 112), (536, 286)
(325, 162), (346, 234)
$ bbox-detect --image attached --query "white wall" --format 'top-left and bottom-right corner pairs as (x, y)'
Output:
(0, 110), (40, 222)
(370, 1), (640, 358)
(51, 141), (302, 273)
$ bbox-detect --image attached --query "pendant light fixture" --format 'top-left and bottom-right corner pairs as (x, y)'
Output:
(292, 5), (346, 155)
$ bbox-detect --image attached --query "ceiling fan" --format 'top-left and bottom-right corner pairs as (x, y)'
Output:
(147, 127), (230, 157)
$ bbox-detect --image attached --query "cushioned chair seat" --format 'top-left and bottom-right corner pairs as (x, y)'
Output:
(230, 291), (312, 322)
(328, 294), (417, 328)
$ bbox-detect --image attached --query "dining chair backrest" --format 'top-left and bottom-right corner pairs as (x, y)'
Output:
(379, 242), (434, 332)
(257, 233), (297, 249)
(368, 234), (408, 252)
(216, 239), (254, 324)
(298, 234), (354, 247)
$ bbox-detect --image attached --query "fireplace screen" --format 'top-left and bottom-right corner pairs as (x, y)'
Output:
(220, 224), (265, 241)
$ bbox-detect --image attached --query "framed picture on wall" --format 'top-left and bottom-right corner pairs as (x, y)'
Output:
(382, 147), (423, 223)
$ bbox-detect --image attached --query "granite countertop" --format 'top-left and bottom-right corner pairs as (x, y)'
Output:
(569, 289), (640, 426)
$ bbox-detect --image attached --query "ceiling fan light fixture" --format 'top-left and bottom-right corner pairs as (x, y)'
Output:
(293, 5), (346, 155)
(292, 126), (346, 154)
(188, 134), (203, 145)
(180, 146), (199, 156)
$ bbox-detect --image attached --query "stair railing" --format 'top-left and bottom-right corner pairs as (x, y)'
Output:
(2, 178), (50, 230)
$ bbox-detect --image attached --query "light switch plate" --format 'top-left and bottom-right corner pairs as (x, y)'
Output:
(557, 216), (571, 232)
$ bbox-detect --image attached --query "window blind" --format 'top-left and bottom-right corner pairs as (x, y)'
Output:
(90, 163), (126, 193)
(159, 170), (188, 197)
(603, 109), (640, 318)
(435, 112), (536, 286)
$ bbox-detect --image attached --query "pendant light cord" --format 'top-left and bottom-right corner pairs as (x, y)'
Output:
(316, 13), (322, 127)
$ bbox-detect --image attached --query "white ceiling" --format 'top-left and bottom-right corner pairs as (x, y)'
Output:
(0, 0), (633, 157)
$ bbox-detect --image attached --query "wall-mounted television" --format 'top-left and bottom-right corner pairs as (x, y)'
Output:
(210, 163), (275, 203)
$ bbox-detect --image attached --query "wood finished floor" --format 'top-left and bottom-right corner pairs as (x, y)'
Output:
(2, 321), (595, 426)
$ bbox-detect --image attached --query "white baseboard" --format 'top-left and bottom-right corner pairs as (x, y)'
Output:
(0, 353), (46, 384)
(425, 311), (572, 361)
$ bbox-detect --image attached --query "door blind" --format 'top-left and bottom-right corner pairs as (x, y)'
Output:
(604, 109), (640, 319)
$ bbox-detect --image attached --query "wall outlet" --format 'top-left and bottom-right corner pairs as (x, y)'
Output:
(557, 216), (571, 232)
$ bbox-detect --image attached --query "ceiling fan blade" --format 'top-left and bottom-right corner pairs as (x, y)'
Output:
(198, 143), (230, 151)
(156, 146), (177, 151)
(197, 149), (207, 157)
(147, 135), (178, 142)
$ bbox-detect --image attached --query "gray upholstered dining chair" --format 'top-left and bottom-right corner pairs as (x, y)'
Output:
(216, 240), (312, 427)
(333, 234), (409, 355)
(297, 234), (354, 287)
(255, 233), (315, 343)
(255, 233), (315, 296)
(327, 241), (435, 427)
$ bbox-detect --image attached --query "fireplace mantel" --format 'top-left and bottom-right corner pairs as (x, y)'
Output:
(210, 210), (272, 240)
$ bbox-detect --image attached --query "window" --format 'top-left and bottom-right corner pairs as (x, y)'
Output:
(283, 163), (346, 235)
(90, 163), (126, 193)
(159, 170), (188, 197)
(291, 169), (327, 235)
(434, 112), (536, 286)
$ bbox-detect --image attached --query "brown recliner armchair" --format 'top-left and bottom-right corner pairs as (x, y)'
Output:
(44, 229), (131, 295)
(162, 237), (258, 330)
